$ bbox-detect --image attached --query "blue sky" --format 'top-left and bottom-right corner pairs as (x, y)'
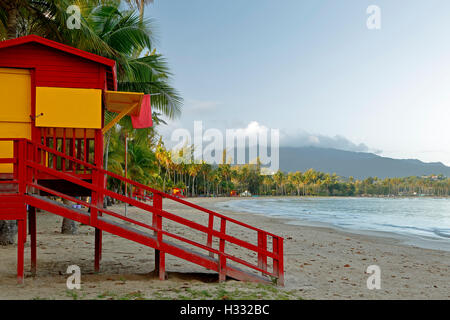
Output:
(146, 0), (450, 165)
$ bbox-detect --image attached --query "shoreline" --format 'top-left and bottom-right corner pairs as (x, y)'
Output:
(201, 197), (449, 299)
(215, 196), (450, 253)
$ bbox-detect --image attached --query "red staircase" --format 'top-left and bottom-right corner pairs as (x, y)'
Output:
(0, 138), (284, 285)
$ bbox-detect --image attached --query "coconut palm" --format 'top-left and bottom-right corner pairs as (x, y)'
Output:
(124, 0), (154, 23)
(0, 0), (182, 241)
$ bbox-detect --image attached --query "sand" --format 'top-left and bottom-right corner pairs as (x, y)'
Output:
(0, 197), (449, 300)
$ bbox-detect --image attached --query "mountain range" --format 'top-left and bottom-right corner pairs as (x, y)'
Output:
(278, 147), (450, 179)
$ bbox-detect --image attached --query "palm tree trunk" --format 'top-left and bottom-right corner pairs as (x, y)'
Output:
(61, 199), (78, 234)
(7, 6), (18, 39)
(139, 0), (145, 23)
(0, 220), (17, 245)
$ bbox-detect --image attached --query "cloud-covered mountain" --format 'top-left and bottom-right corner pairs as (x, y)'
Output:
(280, 131), (382, 154)
(279, 147), (450, 179)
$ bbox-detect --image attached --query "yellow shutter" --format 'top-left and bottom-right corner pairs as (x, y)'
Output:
(0, 68), (31, 173)
(36, 87), (102, 129)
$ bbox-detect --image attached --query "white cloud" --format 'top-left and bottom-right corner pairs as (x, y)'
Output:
(231, 121), (269, 137)
(159, 120), (380, 154)
(279, 129), (382, 154)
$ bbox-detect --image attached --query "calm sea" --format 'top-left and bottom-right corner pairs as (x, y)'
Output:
(218, 197), (450, 250)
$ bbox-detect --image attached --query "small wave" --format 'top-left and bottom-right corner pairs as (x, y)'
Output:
(433, 229), (450, 239)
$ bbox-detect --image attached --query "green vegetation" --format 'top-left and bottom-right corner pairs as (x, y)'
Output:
(90, 283), (301, 300)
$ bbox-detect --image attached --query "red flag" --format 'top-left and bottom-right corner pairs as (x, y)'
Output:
(131, 94), (153, 129)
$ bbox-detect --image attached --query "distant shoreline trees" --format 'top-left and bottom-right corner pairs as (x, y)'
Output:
(108, 140), (450, 198)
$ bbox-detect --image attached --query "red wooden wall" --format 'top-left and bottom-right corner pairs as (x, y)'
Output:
(0, 43), (109, 90)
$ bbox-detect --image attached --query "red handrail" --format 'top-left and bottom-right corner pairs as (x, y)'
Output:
(2, 138), (284, 284)
(32, 140), (281, 238)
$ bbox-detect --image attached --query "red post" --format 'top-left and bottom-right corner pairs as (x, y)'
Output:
(93, 129), (104, 272)
(219, 218), (227, 282)
(272, 236), (278, 278)
(62, 128), (66, 171)
(152, 193), (165, 280)
(257, 231), (267, 274)
(207, 214), (214, 258)
(52, 129), (57, 170)
(71, 128), (76, 172)
(94, 228), (102, 272)
(17, 219), (25, 284)
(18, 140), (26, 195)
(83, 129), (87, 173)
(28, 207), (37, 276)
(277, 237), (284, 286)
(158, 247), (165, 281)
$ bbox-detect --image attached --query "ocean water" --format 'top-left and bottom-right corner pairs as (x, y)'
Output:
(218, 197), (450, 245)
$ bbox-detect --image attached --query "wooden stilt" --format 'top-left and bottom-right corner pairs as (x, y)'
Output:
(28, 207), (37, 276)
(158, 251), (166, 280)
(17, 219), (25, 284)
(219, 255), (226, 283)
(154, 249), (160, 274)
(94, 228), (102, 272)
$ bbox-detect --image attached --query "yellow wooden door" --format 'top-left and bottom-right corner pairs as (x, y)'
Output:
(0, 68), (31, 173)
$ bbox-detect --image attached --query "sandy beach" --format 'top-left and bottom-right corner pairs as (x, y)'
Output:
(0, 197), (449, 300)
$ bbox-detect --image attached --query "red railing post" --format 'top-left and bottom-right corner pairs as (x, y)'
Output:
(219, 218), (227, 282)
(14, 139), (27, 284)
(17, 140), (26, 195)
(93, 130), (104, 272)
(207, 214), (214, 257)
(277, 237), (284, 286)
(152, 193), (165, 280)
(12, 140), (18, 182)
(71, 128), (76, 172)
(90, 171), (98, 227)
(257, 231), (268, 274)
(272, 236), (279, 277)
(62, 128), (66, 171)
(52, 128), (57, 170)
(25, 140), (36, 190)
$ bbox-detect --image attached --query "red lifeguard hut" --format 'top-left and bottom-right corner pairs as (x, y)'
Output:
(0, 35), (146, 190)
(0, 35), (146, 280)
(0, 36), (284, 286)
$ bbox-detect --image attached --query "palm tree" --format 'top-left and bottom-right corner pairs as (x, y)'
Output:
(67, 2), (182, 120)
(124, 0), (154, 23)
(273, 170), (284, 195)
(0, 1), (182, 240)
(0, 0), (68, 243)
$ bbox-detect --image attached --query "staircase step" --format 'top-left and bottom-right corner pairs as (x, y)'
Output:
(26, 194), (90, 225)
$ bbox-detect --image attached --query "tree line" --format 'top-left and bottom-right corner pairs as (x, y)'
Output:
(107, 135), (450, 198)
